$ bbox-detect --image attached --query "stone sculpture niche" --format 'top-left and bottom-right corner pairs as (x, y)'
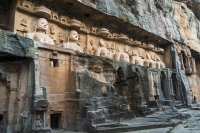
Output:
(26, 18), (55, 45)
(36, 113), (43, 127)
(144, 52), (155, 68)
(130, 49), (143, 66)
(114, 46), (130, 63)
(126, 66), (150, 116)
(114, 52), (130, 62)
(95, 39), (110, 58)
(63, 30), (83, 53)
(155, 55), (165, 68)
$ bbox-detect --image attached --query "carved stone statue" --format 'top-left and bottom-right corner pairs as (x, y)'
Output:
(144, 52), (155, 68)
(90, 61), (106, 82)
(63, 30), (83, 53)
(114, 52), (130, 63)
(155, 55), (165, 68)
(36, 114), (42, 127)
(95, 39), (110, 58)
(26, 18), (54, 45)
(130, 49), (143, 66)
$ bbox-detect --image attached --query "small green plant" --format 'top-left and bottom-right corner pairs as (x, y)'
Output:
(161, 0), (165, 5)
(163, 9), (168, 16)
(119, 15), (131, 22)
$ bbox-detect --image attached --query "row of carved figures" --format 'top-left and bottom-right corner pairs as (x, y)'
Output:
(91, 38), (165, 68)
(19, 0), (164, 53)
(26, 18), (165, 68)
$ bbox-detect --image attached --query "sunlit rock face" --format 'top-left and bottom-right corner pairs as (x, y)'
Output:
(1, 0), (200, 133)
(175, 0), (200, 20)
(171, 1), (200, 51)
(84, 0), (200, 52)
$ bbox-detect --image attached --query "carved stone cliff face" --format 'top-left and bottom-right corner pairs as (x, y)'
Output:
(1, 0), (200, 133)
(175, 0), (200, 20)
(81, 0), (200, 52)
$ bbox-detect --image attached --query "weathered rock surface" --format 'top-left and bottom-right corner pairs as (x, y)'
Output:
(176, 0), (200, 20)
(0, 29), (35, 58)
(51, 107), (200, 133)
(1, 0), (200, 133)
(79, 0), (200, 52)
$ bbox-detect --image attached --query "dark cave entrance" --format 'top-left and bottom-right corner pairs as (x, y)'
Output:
(50, 113), (62, 129)
(0, 114), (3, 132)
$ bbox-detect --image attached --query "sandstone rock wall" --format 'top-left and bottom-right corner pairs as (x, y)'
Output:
(79, 0), (200, 107)
(80, 0), (200, 52)
(1, 0), (200, 133)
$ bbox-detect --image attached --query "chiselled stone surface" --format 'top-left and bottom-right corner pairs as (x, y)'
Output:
(0, 0), (200, 133)
(0, 29), (35, 58)
(78, 0), (200, 53)
(176, 0), (200, 20)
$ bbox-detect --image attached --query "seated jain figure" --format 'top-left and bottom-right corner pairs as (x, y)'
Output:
(114, 52), (129, 63)
(26, 18), (54, 45)
(130, 49), (143, 66)
(144, 52), (155, 68)
(63, 30), (83, 53)
(95, 39), (110, 58)
(155, 55), (165, 68)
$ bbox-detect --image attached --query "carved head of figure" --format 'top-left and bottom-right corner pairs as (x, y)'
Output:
(120, 53), (129, 62)
(37, 18), (48, 32)
(93, 64), (103, 73)
(100, 49), (109, 58)
(68, 30), (79, 42)
(91, 61), (103, 74)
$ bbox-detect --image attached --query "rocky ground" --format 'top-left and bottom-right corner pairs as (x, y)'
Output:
(52, 106), (200, 133)
(125, 109), (200, 133)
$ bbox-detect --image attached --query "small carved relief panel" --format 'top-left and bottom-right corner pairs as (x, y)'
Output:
(35, 112), (43, 128)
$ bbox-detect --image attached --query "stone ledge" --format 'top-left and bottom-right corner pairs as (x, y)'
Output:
(0, 29), (35, 58)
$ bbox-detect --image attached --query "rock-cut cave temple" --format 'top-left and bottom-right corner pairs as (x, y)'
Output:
(0, 0), (200, 133)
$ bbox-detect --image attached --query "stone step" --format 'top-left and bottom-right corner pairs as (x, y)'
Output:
(191, 107), (200, 110)
(123, 127), (173, 133)
(188, 103), (200, 109)
(174, 101), (185, 109)
(141, 108), (158, 116)
(142, 110), (156, 116)
(162, 106), (171, 111)
(192, 103), (200, 107)
(175, 104), (184, 109)
(161, 100), (172, 106)
(91, 120), (181, 133)
(178, 108), (189, 112)
(175, 100), (182, 104)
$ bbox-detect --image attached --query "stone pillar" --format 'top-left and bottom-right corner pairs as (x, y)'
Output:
(178, 53), (185, 70)
(190, 57), (197, 73)
(185, 56), (192, 74)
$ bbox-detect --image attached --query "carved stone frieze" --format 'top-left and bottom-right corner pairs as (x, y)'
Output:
(2, 0), (200, 133)
(16, 1), (166, 66)
(21, 18), (28, 27)
(50, 11), (59, 22)
(21, 0), (34, 11)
